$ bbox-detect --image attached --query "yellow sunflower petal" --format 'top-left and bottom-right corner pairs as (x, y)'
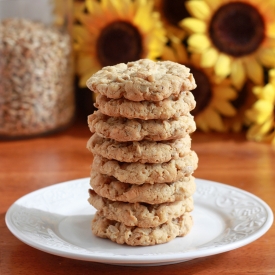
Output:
(185, 1), (211, 21)
(249, 100), (273, 124)
(231, 60), (246, 90)
(266, 23), (275, 37)
(269, 69), (275, 85)
(134, 0), (155, 31)
(187, 34), (211, 52)
(214, 53), (231, 77)
(201, 47), (218, 67)
(253, 99), (273, 114)
(258, 48), (275, 68)
(203, 108), (224, 132)
(86, 0), (101, 14)
(180, 18), (207, 34)
(203, 0), (221, 11)
(247, 117), (274, 141)
(244, 58), (264, 85)
(114, 0), (134, 18)
(162, 46), (177, 62)
(76, 54), (95, 75)
(102, 0), (120, 18)
(73, 1), (85, 19)
(256, 1), (275, 34)
(260, 84), (275, 102)
(259, 118), (274, 135)
(146, 35), (167, 58)
(213, 86), (237, 100)
(263, 37), (275, 49)
(247, 124), (265, 141)
(73, 25), (91, 40)
(252, 86), (264, 97)
(246, 108), (259, 123)
(195, 114), (210, 132)
(79, 14), (106, 34)
(212, 99), (236, 116)
(171, 40), (188, 63)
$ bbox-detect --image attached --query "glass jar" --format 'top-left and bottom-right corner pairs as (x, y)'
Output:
(0, 0), (75, 139)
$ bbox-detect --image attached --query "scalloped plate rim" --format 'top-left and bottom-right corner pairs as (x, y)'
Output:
(5, 177), (274, 266)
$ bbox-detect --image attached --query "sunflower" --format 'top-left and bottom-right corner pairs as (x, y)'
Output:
(246, 69), (275, 143)
(180, 0), (275, 90)
(73, 1), (85, 20)
(162, 37), (237, 132)
(153, 0), (190, 39)
(73, 0), (167, 88)
(224, 80), (257, 132)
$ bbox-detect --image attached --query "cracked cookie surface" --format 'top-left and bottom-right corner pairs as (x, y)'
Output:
(91, 152), (198, 184)
(91, 211), (193, 246)
(88, 111), (196, 142)
(90, 172), (196, 204)
(87, 134), (192, 163)
(88, 190), (193, 228)
(94, 91), (196, 120)
(86, 59), (196, 101)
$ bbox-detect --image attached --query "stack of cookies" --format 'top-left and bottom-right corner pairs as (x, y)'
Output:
(86, 59), (198, 246)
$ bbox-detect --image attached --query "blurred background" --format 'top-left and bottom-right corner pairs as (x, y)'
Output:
(1, 0), (275, 143)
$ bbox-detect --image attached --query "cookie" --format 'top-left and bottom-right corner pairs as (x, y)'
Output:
(91, 211), (193, 246)
(91, 151), (198, 184)
(94, 91), (196, 120)
(88, 190), (193, 228)
(88, 111), (196, 142)
(86, 59), (196, 102)
(90, 171), (196, 204)
(87, 134), (192, 163)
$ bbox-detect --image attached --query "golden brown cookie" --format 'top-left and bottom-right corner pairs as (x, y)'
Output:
(88, 111), (196, 142)
(91, 211), (193, 246)
(91, 152), (198, 184)
(90, 171), (196, 204)
(88, 190), (193, 228)
(86, 59), (196, 102)
(94, 91), (196, 120)
(87, 134), (192, 163)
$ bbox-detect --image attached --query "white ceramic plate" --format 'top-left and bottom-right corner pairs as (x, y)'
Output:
(5, 178), (273, 266)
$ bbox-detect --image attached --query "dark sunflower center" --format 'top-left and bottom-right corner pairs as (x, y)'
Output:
(232, 80), (254, 109)
(97, 21), (142, 67)
(162, 0), (189, 27)
(232, 83), (249, 109)
(209, 2), (265, 57)
(189, 66), (212, 116)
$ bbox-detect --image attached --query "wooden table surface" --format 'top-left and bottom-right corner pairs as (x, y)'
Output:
(1, 119), (274, 275)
